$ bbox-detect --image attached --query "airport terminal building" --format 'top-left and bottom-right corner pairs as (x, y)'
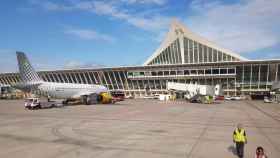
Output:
(0, 20), (280, 97)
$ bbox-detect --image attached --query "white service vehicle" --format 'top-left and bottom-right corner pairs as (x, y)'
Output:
(24, 98), (58, 110)
(167, 82), (220, 99)
(166, 82), (221, 103)
(159, 94), (171, 101)
(225, 96), (232, 101)
(264, 96), (273, 103)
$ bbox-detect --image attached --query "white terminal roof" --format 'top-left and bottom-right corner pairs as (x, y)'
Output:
(143, 19), (248, 65)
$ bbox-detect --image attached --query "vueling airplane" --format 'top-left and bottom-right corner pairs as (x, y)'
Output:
(13, 52), (111, 104)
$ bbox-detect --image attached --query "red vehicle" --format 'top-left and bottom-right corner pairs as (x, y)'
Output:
(111, 91), (125, 101)
(215, 95), (225, 101)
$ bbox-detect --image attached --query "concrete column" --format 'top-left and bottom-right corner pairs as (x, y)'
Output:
(179, 37), (184, 64)
(176, 39), (181, 63)
(117, 71), (125, 90)
(97, 71), (104, 85)
(153, 79), (157, 93)
(197, 43), (200, 63)
(266, 64), (269, 90)
(111, 71), (117, 89)
(167, 47), (171, 64)
(52, 73), (58, 82)
(162, 50), (166, 64)
(136, 80), (141, 92)
(242, 64), (244, 92)
(63, 73), (69, 83)
(12, 75), (18, 83)
(7, 76), (14, 84)
(250, 64), (252, 94)
(216, 50), (219, 62)
(53, 73), (60, 83)
(258, 65), (261, 89)
(72, 72), (79, 83)
(122, 71), (128, 90)
(0, 77), (5, 85)
(234, 77), (237, 96)
(57, 73), (65, 83)
(275, 64), (278, 81)
(108, 71), (115, 90)
(188, 39), (190, 63)
(101, 71), (109, 86)
(207, 46), (209, 63)
(15, 75), (20, 82)
(211, 49), (214, 63)
(48, 73), (56, 82)
(91, 72), (99, 84)
(170, 43), (175, 64)
(202, 43), (205, 63)
(274, 64), (278, 82)
(46, 74), (53, 82)
(5, 76), (13, 84)
(173, 43), (177, 64)
(54, 73), (62, 83)
(77, 72), (83, 84)
(159, 52), (163, 64)
(9, 75), (15, 84)
(192, 40), (195, 63)
(67, 73), (74, 83)
(82, 72), (89, 84)
(86, 72), (93, 84)
(227, 78), (229, 96)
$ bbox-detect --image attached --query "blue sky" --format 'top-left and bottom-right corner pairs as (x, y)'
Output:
(0, 0), (279, 73)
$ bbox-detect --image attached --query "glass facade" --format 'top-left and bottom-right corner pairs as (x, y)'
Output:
(148, 38), (182, 65)
(1, 61), (279, 97)
(148, 36), (241, 65)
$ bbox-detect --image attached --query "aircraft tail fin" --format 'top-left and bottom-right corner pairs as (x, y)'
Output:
(16, 51), (43, 83)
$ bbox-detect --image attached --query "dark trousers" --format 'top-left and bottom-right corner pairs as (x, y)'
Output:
(236, 142), (245, 158)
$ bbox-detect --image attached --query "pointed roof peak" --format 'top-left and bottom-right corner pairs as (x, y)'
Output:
(169, 19), (195, 37)
(143, 19), (247, 65)
(170, 18), (180, 26)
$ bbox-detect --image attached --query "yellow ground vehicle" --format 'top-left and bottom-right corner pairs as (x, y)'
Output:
(99, 92), (113, 104)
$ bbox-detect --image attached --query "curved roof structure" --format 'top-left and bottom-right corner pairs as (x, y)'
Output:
(144, 19), (247, 66)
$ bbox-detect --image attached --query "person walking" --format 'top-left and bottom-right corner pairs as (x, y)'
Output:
(233, 123), (247, 158)
(255, 146), (268, 158)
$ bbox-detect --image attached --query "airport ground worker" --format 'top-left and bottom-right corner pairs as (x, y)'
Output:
(255, 146), (268, 158)
(233, 123), (247, 158)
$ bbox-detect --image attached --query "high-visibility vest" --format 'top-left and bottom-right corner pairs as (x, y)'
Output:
(233, 128), (246, 142)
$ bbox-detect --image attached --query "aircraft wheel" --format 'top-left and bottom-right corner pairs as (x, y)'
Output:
(86, 96), (91, 105)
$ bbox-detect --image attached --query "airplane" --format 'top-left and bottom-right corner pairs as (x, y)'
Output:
(12, 51), (112, 105)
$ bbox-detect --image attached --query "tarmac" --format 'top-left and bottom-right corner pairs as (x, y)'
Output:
(0, 99), (279, 158)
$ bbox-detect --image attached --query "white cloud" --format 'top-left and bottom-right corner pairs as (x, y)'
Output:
(42, 1), (73, 11)
(121, 0), (166, 5)
(65, 28), (115, 42)
(30, 0), (171, 32)
(64, 60), (82, 68)
(81, 1), (171, 32)
(28, 0), (74, 11)
(64, 60), (105, 69)
(186, 0), (280, 53)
